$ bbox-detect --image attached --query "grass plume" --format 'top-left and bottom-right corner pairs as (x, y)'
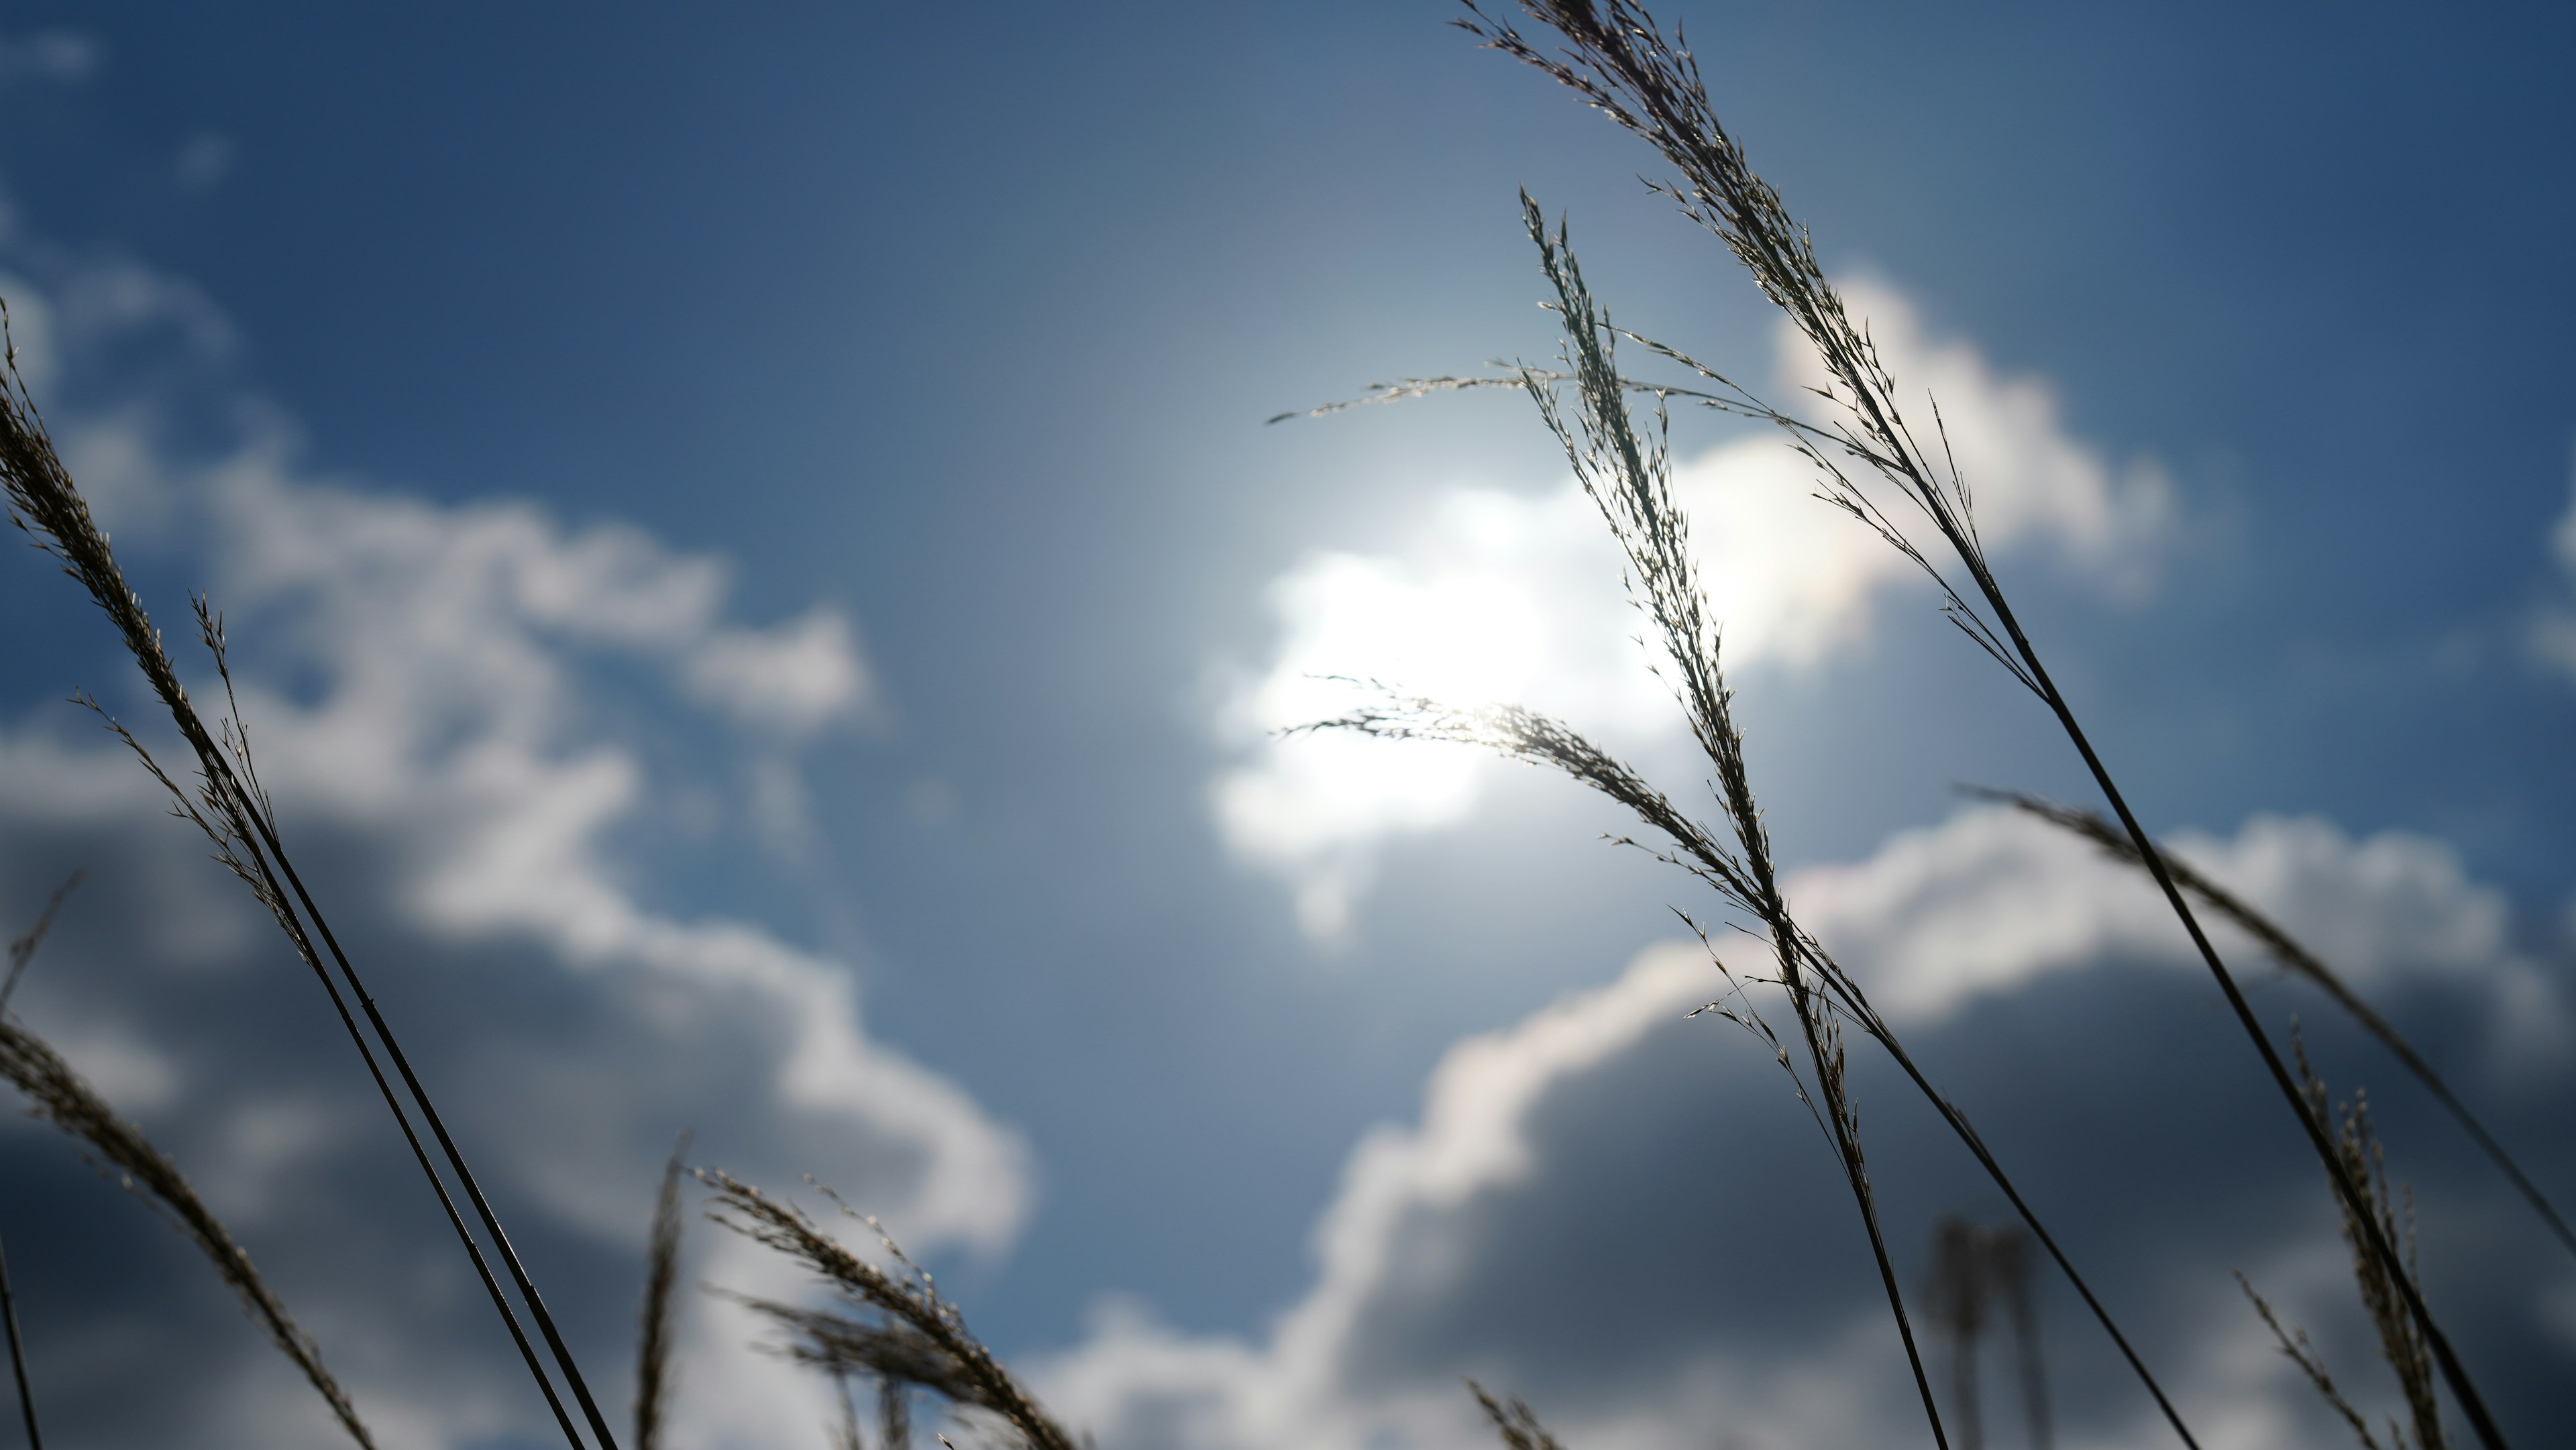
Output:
(1299, 197), (2198, 1447)
(2294, 1034), (2446, 1450)
(0, 1011), (374, 1446)
(700, 1168), (1074, 1450)
(1450, 5), (2508, 1442)
(2236, 1038), (2447, 1450)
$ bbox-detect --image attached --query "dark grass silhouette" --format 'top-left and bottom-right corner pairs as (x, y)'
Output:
(1984, 787), (2576, 1264)
(1407, 1), (2513, 1443)
(635, 1135), (693, 1450)
(1292, 199), (2201, 1447)
(2237, 1033), (2450, 1450)
(0, 302), (619, 1449)
(698, 1168), (1077, 1450)
(0, 896), (374, 1447)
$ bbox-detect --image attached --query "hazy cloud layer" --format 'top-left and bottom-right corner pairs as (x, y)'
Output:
(1042, 803), (2573, 1450)
(0, 245), (1023, 1447)
(1214, 280), (2175, 942)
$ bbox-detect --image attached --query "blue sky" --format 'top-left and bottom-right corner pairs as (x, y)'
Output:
(0, 5), (2571, 1448)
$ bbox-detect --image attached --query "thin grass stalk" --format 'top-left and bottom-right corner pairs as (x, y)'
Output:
(0, 1230), (38, 1450)
(1984, 787), (2576, 1263)
(1457, 7), (2506, 1443)
(0, 1015), (374, 1446)
(0, 873), (79, 1019)
(87, 661), (587, 1450)
(0, 880), (76, 1450)
(699, 1170), (1076, 1450)
(0, 310), (608, 1450)
(635, 1133), (691, 1450)
(231, 736), (627, 1450)
(2237, 1272), (2387, 1450)
(1507, 200), (1947, 1449)
(1303, 193), (2196, 1444)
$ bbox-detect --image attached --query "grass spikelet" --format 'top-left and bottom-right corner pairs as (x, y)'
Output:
(1468, 1380), (1568, 1450)
(2294, 1035), (2446, 1450)
(698, 1168), (1074, 1450)
(0, 1013), (374, 1446)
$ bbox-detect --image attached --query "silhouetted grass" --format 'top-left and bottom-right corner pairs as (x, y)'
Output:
(1299, 197), (2198, 1448)
(1468, 1380), (1569, 1450)
(635, 1133), (692, 1450)
(1984, 786), (2576, 1264)
(700, 1168), (1076, 1450)
(0, 1007), (374, 1445)
(1441, 3), (2510, 1443)
(2238, 1033), (2449, 1450)
(0, 302), (618, 1449)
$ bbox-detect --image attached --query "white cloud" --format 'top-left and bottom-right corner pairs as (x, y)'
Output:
(1792, 804), (2546, 1036)
(0, 246), (1024, 1445)
(685, 604), (875, 736)
(1041, 803), (2569, 1450)
(1215, 279), (2175, 941)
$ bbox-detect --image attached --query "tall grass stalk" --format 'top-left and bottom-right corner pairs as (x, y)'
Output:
(1303, 197), (2198, 1447)
(1452, 4), (2508, 1443)
(1361, 190), (1945, 1444)
(1985, 787), (2576, 1263)
(0, 311), (616, 1450)
(0, 1010), (374, 1445)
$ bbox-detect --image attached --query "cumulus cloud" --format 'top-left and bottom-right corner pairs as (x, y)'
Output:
(1215, 279), (2175, 941)
(0, 243), (1022, 1445)
(1041, 803), (2571, 1450)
